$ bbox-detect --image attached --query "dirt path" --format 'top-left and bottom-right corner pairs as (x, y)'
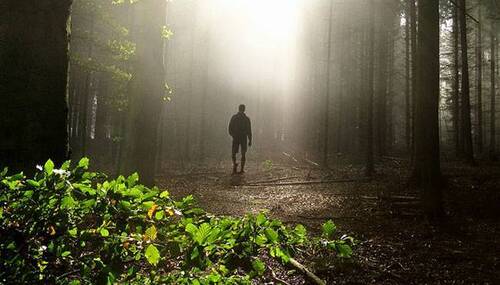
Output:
(157, 158), (500, 284)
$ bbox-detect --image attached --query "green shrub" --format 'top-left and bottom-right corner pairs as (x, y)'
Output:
(0, 158), (353, 284)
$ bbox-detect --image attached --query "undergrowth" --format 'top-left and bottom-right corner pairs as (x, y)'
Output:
(0, 158), (353, 284)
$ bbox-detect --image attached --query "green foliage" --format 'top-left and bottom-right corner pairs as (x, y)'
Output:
(161, 26), (174, 40)
(0, 159), (354, 284)
(262, 159), (274, 172)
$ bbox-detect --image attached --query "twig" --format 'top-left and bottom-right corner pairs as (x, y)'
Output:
(289, 258), (326, 285)
(245, 178), (370, 187)
(268, 266), (291, 285)
(246, 176), (300, 185)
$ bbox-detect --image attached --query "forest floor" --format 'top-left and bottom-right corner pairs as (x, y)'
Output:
(157, 153), (500, 284)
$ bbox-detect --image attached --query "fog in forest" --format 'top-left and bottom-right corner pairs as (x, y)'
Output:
(2, 0), (500, 283)
(68, 0), (411, 181)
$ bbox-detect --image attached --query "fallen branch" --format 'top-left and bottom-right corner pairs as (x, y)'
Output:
(245, 178), (370, 187)
(246, 176), (300, 185)
(268, 265), (291, 285)
(289, 258), (326, 285)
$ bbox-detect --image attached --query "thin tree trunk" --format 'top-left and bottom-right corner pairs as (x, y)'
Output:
(413, 0), (443, 218)
(459, 0), (475, 163)
(410, 0), (417, 161)
(366, 0), (375, 176)
(476, 1), (483, 154)
(453, 6), (461, 157)
(405, 3), (411, 152)
(490, 19), (497, 159)
(123, 1), (166, 186)
(323, 0), (334, 167)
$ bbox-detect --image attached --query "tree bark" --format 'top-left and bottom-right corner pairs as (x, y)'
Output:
(476, 1), (483, 154)
(459, 0), (475, 163)
(452, 6), (461, 157)
(323, 0), (334, 167)
(365, 0), (375, 176)
(122, 1), (166, 186)
(0, 0), (72, 171)
(413, 0), (443, 218)
(405, 3), (411, 152)
(410, 0), (417, 161)
(490, 19), (497, 160)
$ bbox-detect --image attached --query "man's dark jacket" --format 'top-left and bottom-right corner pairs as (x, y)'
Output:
(228, 112), (252, 143)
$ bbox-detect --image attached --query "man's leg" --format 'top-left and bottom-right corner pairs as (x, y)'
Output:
(240, 150), (246, 173)
(232, 141), (238, 174)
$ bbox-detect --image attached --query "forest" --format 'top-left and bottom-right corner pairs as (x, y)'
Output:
(0, 0), (499, 284)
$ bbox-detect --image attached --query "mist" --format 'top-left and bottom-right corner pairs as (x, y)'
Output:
(2, 0), (500, 283)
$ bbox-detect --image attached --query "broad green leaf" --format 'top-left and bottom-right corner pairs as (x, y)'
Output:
(145, 244), (160, 266)
(61, 251), (71, 257)
(145, 225), (157, 241)
(23, 190), (34, 199)
(61, 160), (71, 170)
(256, 213), (267, 227)
(26, 179), (40, 187)
(68, 227), (78, 237)
(255, 234), (268, 246)
(160, 190), (170, 198)
(336, 243), (352, 258)
(322, 220), (336, 238)
(78, 157), (90, 169)
(44, 159), (54, 175)
(252, 258), (266, 276)
(294, 224), (307, 238)
(194, 223), (211, 245)
(127, 173), (139, 187)
(264, 228), (279, 243)
(155, 210), (164, 220)
(61, 196), (76, 209)
(100, 228), (110, 237)
(185, 223), (198, 236)
(190, 246), (200, 260)
(0, 167), (7, 177)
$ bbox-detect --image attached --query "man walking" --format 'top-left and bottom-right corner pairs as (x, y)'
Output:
(228, 104), (252, 174)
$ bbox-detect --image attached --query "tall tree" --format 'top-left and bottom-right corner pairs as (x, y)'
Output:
(459, 0), (475, 162)
(122, 0), (166, 186)
(490, 18), (497, 160)
(0, 0), (72, 171)
(405, 2), (411, 152)
(410, 0), (418, 160)
(413, 0), (443, 218)
(365, 0), (375, 176)
(452, 5), (462, 156)
(323, 0), (334, 167)
(476, 1), (484, 154)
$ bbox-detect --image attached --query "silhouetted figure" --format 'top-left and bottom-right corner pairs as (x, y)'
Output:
(229, 104), (252, 174)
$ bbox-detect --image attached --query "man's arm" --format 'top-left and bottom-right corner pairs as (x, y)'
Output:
(247, 117), (252, 146)
(228, 116), (234, 137)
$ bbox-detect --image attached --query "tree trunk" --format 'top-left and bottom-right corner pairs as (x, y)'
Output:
(476, 1), (483, 154)
(490, 19), (497, 160)
(413, 0), (443, 218)
(122, 1), (166, 186)
(323, 0), (334, 167)
(459, 0), (475, 163)
(405, 3), (411, 152)
(410, 0), (417, 161)
(0, 0), (72, 171)
(365, 0), (375, 176)
(452, 6), (461, 157)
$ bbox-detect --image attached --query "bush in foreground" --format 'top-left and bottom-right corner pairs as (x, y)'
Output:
(0, 159), (353, 284)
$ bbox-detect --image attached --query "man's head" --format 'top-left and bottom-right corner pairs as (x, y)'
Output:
(238, 104), (246, 113)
